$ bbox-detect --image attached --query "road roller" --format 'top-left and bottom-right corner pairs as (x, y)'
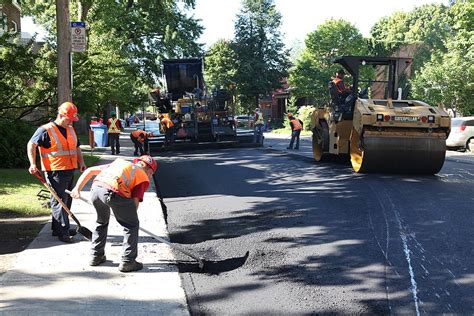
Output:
(311, 56), (451, 174)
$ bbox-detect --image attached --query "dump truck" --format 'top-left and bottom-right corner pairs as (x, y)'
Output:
(311, 56), (451, 174)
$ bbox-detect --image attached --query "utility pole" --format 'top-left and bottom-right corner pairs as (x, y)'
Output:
(56, 0), (71, 104)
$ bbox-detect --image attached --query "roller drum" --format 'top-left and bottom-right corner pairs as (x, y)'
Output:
(351, 132), (446, 174)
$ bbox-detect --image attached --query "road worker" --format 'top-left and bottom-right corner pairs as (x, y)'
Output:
(107, 111), (122, 155)
(254, 108), (264, 143)
(287, 113), (303, 150)
(27, 102), (87, 243)
(159, 114), (175, 146)
(70, 155), (157, 272)
(130, 129), (153, 156)
(332, 69), (352, 102)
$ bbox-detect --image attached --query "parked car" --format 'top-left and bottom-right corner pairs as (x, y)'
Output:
(142, 121), (161, 136)
(235, 115), (254, 128)
(446, 116), (474, 151)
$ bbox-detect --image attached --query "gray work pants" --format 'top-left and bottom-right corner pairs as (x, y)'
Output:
(90, 185), (139, 262)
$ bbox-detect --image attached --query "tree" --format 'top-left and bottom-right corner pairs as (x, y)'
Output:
(411, 1), (473, 115)
(0, 33), (56, 121)
(233, 0), (290, 112)
(19, 0), (204, 116)
(289, 19), (367, 104)
(204, 39), (237, 91)
(370, 4), (450, 72)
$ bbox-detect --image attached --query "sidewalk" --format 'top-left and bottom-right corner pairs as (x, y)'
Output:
(0, 128), (188, 315)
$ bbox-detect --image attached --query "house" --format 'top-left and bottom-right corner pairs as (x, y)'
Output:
(0, 1), (21, 35)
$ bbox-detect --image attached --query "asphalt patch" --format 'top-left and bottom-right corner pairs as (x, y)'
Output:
(177, 251), (249, 275)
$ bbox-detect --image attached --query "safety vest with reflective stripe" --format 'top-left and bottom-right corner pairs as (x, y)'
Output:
(290, 119), (302, 131)
(255, 112), (264, 125)
(94, 159), (149, 198)
(332, 78), (346, 94)
(108, 118), (121, 134)
(39, 122), (78, 171)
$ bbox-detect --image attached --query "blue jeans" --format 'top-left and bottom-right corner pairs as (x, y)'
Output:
(288, 130), (301, 149)
(254, 124), (264, 143)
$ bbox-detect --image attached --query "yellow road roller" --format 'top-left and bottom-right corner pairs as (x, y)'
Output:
(311, 56), (451, 174)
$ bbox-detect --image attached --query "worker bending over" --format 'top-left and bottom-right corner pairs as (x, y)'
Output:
(130, 129), (153, 156)
(70, 155), (157, 273)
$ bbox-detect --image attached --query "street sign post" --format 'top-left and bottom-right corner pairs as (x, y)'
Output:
(70, 21), (86, 52)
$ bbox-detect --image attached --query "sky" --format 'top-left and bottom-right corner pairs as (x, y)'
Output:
(22, 0), (449, 48)
(191, 0), (449, 48)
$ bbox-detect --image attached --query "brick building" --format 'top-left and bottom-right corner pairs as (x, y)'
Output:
(0, 1), (21, 35)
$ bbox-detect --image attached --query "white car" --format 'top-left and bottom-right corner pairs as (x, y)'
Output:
(446, 116), (474, 151)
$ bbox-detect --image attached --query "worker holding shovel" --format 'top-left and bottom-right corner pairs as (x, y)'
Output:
(27, 102), (87, 243)
(70, 155), (157, 272)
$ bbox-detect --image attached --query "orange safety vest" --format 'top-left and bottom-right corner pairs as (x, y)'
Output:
(332, 78), (346, 94)
(290, 119), (302, 131)
(108, 118), (121, 134)
(161, 117), (174, 129)
(94, 159), (149, 198)
(39, 122), (78, 171)
(131, 130), (145, 142)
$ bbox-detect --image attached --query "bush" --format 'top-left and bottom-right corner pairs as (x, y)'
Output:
(297, 105), (316, 131)
(0, 120), (37, 168)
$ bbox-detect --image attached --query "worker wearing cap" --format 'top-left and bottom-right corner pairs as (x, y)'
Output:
(70, 155), (157, 272)
(107, 111), (122, 155)
(130, 129), (153, 156)
(27, 102), (87, 243)
(287, 113), (303, 150)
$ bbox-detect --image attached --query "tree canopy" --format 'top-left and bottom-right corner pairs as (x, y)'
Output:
(232, 0), (290, 112)
(5, 0), (204, 119)
(288, 19), (368, 104)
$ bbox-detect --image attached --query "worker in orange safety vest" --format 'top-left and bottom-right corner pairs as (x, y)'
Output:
(70, 155), (157, 272)
(130, 129), (153, 156)
(27, 102), (87, 243)
(159, 114), (175, 146)
(287, 113), (303, 150)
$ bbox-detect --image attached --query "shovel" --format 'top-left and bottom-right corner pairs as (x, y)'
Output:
(65, 189), (206, 269)
(33, 171), (93, 240)
(152, 172), (168, 224)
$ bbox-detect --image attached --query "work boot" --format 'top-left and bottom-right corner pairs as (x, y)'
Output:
(52, 229), (77, 237)
(58, 235), (74, 243)
(133, 152), (139, 156)
(89, 255), (106, 266)
(118, 260), (143, 273)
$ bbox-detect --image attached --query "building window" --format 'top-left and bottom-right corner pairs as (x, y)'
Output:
(11, 20), (18, 33)
(1, 11), (7, 33)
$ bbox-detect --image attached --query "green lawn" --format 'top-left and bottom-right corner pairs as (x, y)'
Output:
(0, 154), (100, 219)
